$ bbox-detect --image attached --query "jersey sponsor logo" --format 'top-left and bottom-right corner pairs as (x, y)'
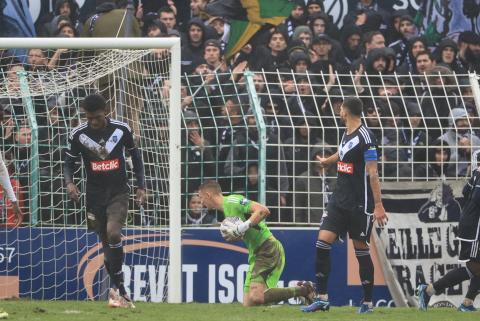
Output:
(339, 136), (360, 160)
(337, 161), (354, 174)
(90, 159), (120, 172)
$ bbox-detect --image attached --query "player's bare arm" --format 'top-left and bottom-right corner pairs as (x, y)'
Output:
(230, 201), (271, 238)
(247, 202), (271, 225)
(316, 151), (339, 168)
(366, 160), (388, 227)
(129, 147), (146, 205)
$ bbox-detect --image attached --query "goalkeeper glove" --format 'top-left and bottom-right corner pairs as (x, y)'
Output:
(234, 219), (252, 237)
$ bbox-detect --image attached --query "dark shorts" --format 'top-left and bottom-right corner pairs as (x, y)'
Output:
(86, 188), (129, 236)
(458, 202), (480, 262)
(320, 200), (373, 242)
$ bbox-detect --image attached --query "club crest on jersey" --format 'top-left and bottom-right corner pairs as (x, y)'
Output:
(91, 158), (120, 172)
(240, 198), (248, 205)
(111, 136), (118, 143)
(337, 161), (354, 174)
(339, 136), (360, 160)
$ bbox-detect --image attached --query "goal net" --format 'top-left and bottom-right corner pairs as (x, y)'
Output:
(0, 38), (181, 302)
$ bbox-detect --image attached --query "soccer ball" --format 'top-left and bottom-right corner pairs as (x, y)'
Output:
(220, 216), (243, 241)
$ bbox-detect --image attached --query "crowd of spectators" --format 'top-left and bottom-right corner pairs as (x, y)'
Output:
(1, 0), (480, 225)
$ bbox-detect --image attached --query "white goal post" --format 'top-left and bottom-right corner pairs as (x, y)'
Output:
(0, 37), (182, 303)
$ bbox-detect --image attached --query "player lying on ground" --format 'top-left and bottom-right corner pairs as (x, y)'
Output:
(64, 94), (146, 308)
(417, 165), (480, 312)
(302, 97), (388, 314)
(198, 180), (315, 307)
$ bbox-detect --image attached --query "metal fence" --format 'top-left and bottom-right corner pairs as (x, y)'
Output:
(181, 70), (480, 225)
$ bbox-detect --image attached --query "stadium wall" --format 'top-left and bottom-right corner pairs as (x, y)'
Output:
(0, 227), (391, 306)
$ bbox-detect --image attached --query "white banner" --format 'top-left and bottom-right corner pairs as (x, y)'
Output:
(378, 180), (479, 308)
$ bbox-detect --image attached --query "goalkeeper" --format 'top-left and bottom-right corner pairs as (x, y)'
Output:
(198, 180), (315, 306)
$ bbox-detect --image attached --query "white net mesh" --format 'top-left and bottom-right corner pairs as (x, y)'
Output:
(0, 46), (175, 301)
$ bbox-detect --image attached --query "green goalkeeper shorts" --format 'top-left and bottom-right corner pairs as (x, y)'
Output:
(244, 237), (285, 293)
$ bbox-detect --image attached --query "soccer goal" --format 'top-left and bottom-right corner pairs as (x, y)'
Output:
(0, 38), (181, 303)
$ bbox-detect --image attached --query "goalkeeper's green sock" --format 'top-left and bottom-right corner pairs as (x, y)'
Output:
(263, 286), (308, 304)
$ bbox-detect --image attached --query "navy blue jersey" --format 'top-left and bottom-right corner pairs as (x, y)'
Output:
(65, 118), (135, 190)
(333, 124), (378, 212)
(462, 168), (480, 208)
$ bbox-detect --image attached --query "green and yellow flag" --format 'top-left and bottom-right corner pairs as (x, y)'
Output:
(225, 0), (293, 59)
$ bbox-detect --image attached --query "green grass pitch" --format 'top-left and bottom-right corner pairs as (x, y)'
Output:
(0, 300), (478, 321)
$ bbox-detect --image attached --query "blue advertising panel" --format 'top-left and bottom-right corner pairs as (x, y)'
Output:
(0, 227), (392, 306)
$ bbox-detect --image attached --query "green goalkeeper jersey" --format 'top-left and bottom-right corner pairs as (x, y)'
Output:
(223, 194), (272, 253)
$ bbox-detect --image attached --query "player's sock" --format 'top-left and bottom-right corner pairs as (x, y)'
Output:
(315, 240), (331, 296)
(263, 286), (308, 304)
(432, 267), (472, 294)
(103, 242), (111, 276)
(355, 249), (374, 302)
(109, 241), (127, 296)
(465, 276), (480, 301)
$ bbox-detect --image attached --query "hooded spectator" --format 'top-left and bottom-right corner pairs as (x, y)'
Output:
(340, 24), (362, 65)
(306, 0), (324, 15)
(386, 9), (410, 44)
(343, 0), (390, 33)
(279, 0), (307, 38)
(439, 108), (480, 177)
(248, 28), (289, 72)
(397, 36), (428, 74)
(308, 12), (339, 39)
(289, 51), (311, 74)
(42, 0), (82, 37)
(435, 38), (467, 74)
(388, 14), (418, 66)
(181, 18), (207, 74)
(415, 138), (452, 178)
(457, 31), (480, 73)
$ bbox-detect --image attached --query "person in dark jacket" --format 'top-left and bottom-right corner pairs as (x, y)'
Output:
(279, 0), (307, 38)
(81, 1), (141, 37)
(434, 38), (467, 74)
(182, 110), (216, 195)
(397, 36), (428, 74)
(184, 192), (217, 225)
(40, 0), (82, 36)
(415, 139), (452, 179)
(181, 17), (207, 74)
(339, 24), (362, 65)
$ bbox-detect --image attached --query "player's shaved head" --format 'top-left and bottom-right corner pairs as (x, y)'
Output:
(342, 97), (363, 117)
(199, 180), (222, 195)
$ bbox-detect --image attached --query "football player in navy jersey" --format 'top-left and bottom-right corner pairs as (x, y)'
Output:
(302, 97), (388, 314)
(417, 158), (480, 312)
(64, 94), (145, 308)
